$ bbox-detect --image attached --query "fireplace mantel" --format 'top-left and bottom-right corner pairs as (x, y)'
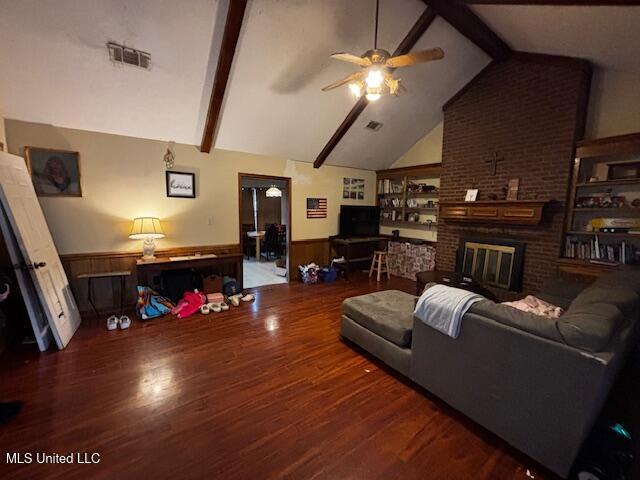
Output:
(440, 200), (548, 225)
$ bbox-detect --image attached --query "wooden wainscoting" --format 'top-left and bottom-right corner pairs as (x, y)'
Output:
(289, 238), (330, 280)
(61, 244), (240, 316)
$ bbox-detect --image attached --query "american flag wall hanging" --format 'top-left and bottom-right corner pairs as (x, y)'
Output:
(306, 198), (327, 218)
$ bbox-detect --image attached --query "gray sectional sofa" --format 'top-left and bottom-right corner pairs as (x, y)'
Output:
(340, 271), (640, 478)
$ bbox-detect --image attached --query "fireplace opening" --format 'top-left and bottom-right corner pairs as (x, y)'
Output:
(456, 237), (525, 292)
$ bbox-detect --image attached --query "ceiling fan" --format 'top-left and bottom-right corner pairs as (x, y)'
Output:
(322, 0), (444, 102)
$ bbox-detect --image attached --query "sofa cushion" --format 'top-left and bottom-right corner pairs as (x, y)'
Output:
(469, 300), (566, 344)
(342, 290), (416, 348)
(570, 285), (639, 319)
(557, 302), (623, 352)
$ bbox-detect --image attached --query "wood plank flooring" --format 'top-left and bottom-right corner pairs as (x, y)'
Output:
(0, 273), (619, 479)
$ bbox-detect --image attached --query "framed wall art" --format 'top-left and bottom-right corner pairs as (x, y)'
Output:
(25, 147), (82, 197)
(166, 171), (196, 198)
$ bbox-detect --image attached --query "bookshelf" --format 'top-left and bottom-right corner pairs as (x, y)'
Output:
(561, 133), (640, 273)
(376, 163), (441, 239)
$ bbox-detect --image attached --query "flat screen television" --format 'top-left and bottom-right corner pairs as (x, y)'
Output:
(339, 205), (380, 237)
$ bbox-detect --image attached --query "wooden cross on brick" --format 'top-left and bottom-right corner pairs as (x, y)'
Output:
(485, 152), (505, 176)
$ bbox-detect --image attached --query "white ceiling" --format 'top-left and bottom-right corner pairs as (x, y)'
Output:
(0, 0), (221, 145)
(216, 0), (484, 170)
(1, 1), (639, 171)
(471, 5), (640, 72)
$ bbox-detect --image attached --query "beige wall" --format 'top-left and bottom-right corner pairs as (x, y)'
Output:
(0, 112), (6, 148)
(391, 122), (443, 168)
(5, 120), (376, 254)
(586, 68), (640, 139)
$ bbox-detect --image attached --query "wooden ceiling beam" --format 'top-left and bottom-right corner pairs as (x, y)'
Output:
(422, 0), (511, 61)
(200, 0), (248, 153)
(313, 7), (437, 169)
(464, 1), (640, 5)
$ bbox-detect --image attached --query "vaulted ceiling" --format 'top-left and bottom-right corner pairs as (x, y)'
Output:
(0, 1), (639, 171)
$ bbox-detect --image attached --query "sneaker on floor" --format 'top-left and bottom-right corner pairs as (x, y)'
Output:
(119, 315), (131, 329)
(107, 315), (119, 331)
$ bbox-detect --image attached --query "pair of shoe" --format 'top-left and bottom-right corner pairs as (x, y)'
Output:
(199, 302), (230, 315)
(227, 293), (255, 307)
(107, 315), (131, 331)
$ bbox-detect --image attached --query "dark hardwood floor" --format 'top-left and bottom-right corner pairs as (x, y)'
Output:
(0, 273), (635, 479)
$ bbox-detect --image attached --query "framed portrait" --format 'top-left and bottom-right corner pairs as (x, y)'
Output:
(25, 147), (82, 197)
(166, 171), (196, 198)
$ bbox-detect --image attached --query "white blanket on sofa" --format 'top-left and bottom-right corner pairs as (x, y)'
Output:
(414, 284), (485, 338)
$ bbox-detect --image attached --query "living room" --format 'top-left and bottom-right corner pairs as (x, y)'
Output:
(1, 1), (640, 479)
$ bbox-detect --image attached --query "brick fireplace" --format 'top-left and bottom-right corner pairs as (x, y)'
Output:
(437, 54), (592, 295)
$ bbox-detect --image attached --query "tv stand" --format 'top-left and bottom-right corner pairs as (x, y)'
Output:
(329, 236), (388, 279)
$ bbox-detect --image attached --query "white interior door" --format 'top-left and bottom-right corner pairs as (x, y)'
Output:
(0, 151), (81, 349)
(0, 200), (52, 351)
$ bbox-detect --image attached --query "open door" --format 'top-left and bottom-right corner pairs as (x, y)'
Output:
(0, 151), (81, 349)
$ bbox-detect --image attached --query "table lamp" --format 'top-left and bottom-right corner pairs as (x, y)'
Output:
(129, 217), (165, 261)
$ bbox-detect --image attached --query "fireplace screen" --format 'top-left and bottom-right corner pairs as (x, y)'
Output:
(461, 242), (516, 290)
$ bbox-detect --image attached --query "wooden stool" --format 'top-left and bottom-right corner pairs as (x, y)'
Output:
(369, 250), (390, 281)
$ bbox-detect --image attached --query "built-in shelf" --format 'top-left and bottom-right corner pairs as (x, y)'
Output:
(576, 178), (640, 188)
(572, 207), (640, 213)
(406, 191), (439, 197)
(566, 230), (640, 238)
(377, 163), (441, 235)
(405, 207), (438, 213)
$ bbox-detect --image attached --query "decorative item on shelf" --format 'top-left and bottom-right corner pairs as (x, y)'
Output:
(575, 190), (627, 209)
(607, 161), (640, 181)
(306, 198), (327, 218)
(25, 147), (82, 197)
(464, 189), (478, 202)
(163, 141), (175, 169)
(507, 178), (520, 201)
(407, 212), (420, 222)
(129, 217), (165, 262)
(407, 198), (418, 208)
(633, 199), (640, 208)
(407, 182), (437, 193)
(589, 217), (640, 234)
(265, 185), (282, 197)
(166, 171), (195, 198)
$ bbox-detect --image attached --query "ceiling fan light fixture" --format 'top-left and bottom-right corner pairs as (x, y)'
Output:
(266, 186), (282, 198)
(365, 69), (384, 89)
(348, 82), (363, 99)
(365, 92), (381, 102)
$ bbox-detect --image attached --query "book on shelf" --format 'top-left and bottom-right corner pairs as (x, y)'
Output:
(564, 235), (637, 264)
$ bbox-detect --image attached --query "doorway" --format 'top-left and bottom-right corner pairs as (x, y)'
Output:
(238, 174), (291, 288)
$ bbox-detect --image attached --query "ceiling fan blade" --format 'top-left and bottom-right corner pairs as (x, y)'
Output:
(385, 47), (444, 68)
(330, 52), (372, 67)
(321, 71), (364, 92)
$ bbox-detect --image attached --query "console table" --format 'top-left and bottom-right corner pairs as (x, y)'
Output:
(136, 253), (243, 294)
(329, 236), (388, 279)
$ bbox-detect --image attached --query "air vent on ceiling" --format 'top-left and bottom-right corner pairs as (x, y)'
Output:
(365, 121), (383, 132)
(107, 42), (151, 69)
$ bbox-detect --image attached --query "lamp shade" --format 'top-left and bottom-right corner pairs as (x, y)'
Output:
(129, 217), (165, 239)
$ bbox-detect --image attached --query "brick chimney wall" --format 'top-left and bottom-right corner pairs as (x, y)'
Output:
(438, 56), (592, 294)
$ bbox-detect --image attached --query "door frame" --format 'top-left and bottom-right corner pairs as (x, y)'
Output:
(238, 173), (292, 280)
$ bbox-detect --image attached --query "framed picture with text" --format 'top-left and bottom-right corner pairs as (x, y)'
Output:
(166, 171), (195, 198)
